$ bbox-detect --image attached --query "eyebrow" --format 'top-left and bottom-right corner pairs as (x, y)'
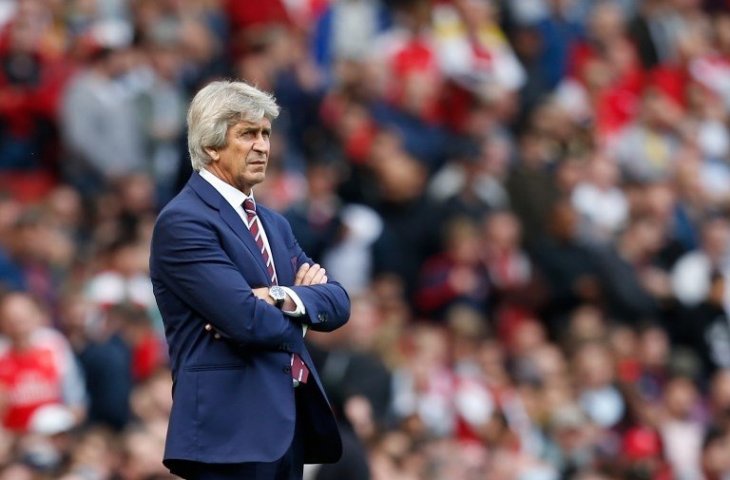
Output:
(241, 126), (271, 134)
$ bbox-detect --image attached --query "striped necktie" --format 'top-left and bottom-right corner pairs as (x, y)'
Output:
(243, 198), (277, 285)
(242, 198), (309, 385)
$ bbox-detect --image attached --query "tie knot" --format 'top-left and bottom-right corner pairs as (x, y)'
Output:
(242, 198), (256, 216)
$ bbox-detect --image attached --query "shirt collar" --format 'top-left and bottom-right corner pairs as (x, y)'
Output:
(199, 168), (254, 211)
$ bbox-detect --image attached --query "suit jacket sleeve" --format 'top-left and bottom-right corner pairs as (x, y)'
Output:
(151, 208), (304, 350)
(282, 223), (350, 333)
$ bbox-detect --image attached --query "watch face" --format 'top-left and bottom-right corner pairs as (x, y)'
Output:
(270, 286), (286, 300)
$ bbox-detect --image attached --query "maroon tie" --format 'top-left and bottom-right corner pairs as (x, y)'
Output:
(242, 198), (309, 384)
(243, 198), (277, 285)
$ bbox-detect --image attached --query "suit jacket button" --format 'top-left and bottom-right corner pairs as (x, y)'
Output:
(318, 313), (327, 322)
(283, 366), (291, 374)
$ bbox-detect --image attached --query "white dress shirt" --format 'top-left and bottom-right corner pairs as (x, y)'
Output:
(199, 168), (306, 318)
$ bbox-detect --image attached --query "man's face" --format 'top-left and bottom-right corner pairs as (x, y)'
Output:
(207, 117), (272, 194)
(0, 294), (41, 346)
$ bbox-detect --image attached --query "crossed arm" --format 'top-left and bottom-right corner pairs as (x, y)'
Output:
(151, 208), (349, 350)
(205, 263), (328, 338)
(256, 262), (328, 309)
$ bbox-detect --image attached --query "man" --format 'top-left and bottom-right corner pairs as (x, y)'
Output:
(149, 80), (350, 479)
(0, 292), (87, 433)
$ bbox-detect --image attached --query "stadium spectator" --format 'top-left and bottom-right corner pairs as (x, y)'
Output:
(3, 0), (730, 478)
(0, 292), (85, 433)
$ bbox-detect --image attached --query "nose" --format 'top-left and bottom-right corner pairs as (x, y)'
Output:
(253, 132), (269, 153)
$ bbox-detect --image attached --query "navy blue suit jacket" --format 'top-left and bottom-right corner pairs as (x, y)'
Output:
(149, 172), (350, 469)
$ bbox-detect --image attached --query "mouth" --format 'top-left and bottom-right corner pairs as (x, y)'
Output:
(248, 156), (267, 165)
(247, 160), (267, 169)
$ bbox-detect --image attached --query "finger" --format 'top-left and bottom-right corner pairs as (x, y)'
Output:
(294, 263), (310, 285)
(322, 275), (328, 284)
(301, 263), (321, 285)
(311, 268), (326, 285)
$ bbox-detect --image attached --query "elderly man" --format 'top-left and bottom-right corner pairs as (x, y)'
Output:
(150, 80), (350, 480)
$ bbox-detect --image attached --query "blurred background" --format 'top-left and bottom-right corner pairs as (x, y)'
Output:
(2, 0), (730, 478)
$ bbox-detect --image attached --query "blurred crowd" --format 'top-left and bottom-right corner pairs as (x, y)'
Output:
(4, 0), (730, 478)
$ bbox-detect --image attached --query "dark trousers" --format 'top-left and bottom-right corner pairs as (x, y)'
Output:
(174, 389), (305, 480)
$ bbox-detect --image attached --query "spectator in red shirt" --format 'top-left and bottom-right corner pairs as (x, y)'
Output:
(415, 216), (490, 319)
(0, 292), (85, 433)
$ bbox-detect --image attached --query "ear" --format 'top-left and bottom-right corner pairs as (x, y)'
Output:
(204, 146), (219, 161)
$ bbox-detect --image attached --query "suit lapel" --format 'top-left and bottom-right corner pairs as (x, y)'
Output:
(189, 172), (272, 283)
(218, 202), (272, 283)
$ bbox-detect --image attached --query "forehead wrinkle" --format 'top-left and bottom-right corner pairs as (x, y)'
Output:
(230, 118), (272, 132)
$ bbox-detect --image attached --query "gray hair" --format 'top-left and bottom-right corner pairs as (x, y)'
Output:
(187, 80), (280, 171)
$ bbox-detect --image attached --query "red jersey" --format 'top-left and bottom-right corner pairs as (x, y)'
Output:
(0, 344), (63, 432)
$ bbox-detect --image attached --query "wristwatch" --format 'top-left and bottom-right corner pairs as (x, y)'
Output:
(268, 286), (287, 308)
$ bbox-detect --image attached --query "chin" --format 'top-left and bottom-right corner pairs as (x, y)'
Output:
(245, 174), (265, 187)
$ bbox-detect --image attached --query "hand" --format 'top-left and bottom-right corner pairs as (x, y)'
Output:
(294, 263), (328, 286)
(640, 267), (671, 298)
(252, 287), (273, 304)
(448, 267), (478, 294)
